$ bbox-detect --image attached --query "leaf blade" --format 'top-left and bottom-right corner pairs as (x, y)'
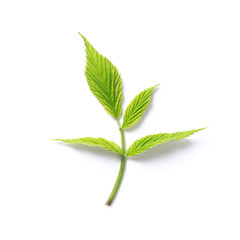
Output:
(122, 85), (159, 129)
(79, 33), (123, 118)
(126, 128), (206, 157)
(53, 137), (122, 155)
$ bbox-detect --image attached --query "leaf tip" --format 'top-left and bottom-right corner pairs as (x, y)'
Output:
(151, 84), (160, 91)
(191, 127), (207, 134)
(197, 127), (207, 131)
(78, 32), (86, 40)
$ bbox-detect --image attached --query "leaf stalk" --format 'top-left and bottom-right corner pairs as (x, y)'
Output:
(105, 120), (126, 206)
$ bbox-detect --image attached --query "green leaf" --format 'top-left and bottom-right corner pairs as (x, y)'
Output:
(53, 137), (122, 155)
(126, 128), (206, 157)
(79, 33), (123, 119)
(122, 85), (159, 129)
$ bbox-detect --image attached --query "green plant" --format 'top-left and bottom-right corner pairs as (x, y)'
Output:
(54, 33), (205, 206)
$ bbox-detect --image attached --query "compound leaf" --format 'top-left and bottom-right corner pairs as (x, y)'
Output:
(79, 33), (123, 119)
(122, 85), (159, 129)
(126, 128), (205, 157)
(53, 137), (122, 155)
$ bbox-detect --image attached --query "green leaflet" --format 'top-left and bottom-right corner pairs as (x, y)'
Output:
(79, 33), (123, 119)
(122, 85), (159, 129)
(54, 34), (206, 206)
(126, 128), (205, 157)
(53, 137), (122, 155)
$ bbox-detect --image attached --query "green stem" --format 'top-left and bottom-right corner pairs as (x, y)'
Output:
(105, 120), (126, 206)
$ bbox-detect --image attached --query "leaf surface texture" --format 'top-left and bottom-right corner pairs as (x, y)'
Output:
(80, 33), (123, 118)
(54, 137), (122, 155)
(122, 85), (159, 129)
(126, 128), (205, 157)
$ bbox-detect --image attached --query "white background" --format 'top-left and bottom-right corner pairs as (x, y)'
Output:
(0, 0), (240, 239)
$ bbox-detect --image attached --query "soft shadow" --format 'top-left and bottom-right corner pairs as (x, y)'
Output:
(129, 139), (194, 163)
(54, 142), (124, 207)
(124, 87), (160, 132)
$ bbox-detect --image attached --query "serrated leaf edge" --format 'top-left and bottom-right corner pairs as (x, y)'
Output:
(126, 128), (206, 157)
(122, 84), (159, 129)
(53, 137), (122, 155)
